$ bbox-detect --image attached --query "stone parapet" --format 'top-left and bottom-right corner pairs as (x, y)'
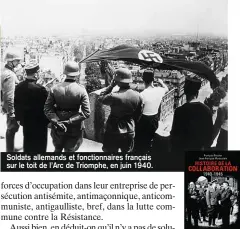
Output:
(84, 86), (119, 143)
(84, 89), (108, 143)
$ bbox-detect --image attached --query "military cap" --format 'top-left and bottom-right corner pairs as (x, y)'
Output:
(25, 61), (40, 75)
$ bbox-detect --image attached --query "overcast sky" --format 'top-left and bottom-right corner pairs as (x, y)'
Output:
(0, 0), (228, 37)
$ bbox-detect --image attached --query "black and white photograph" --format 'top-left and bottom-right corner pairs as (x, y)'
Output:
(0, 0), (228, 156)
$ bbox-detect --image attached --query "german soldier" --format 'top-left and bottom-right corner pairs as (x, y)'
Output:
(14, 61), (49, 152)
(44, 61), (90, 152)
(1, 49), (22, 152)
(98, 68), (144, 152)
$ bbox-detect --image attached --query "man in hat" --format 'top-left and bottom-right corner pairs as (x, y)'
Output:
(98, 68), (144, 152)
(134, 69), (168, 153)
(219, 181), (232, 227)
(44, 61), (90, 152)
(186, 182), (200, 227)
(1, 49), (22, 151)
(196, 182), (208, 223)
(206, 180), (221, 226)
(216, 182), (223, 220)
(170, 77), (213, 153)
(14, 61), (49, 152)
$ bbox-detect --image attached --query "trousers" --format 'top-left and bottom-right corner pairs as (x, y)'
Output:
(23, 124), (48, 152)
(6, 115), (20, 152)
(103, 132), (135, 152)
(51, 128), (83, 152)
(134, 114), (159, 153)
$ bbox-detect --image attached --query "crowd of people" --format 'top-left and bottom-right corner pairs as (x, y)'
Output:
(186, 179), (239, 228)
(0, 48), (228, 153)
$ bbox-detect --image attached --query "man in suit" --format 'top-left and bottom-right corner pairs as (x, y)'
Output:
(171, 77), (213, 153)
(206, 180), (221, 226)
(196, 182), (208, 223)
(14, 61), (49, 152)
(219, 181), (232, 227)
(186, 182), (200, 227)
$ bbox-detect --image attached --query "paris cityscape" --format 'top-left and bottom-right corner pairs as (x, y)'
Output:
(0, 33), (228, 151)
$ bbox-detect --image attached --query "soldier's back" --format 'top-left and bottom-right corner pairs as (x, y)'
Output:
(110, 88), (142, 117)
(52, 81), (86, 110)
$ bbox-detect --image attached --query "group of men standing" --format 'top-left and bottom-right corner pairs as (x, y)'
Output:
(187, 180), (237, 228)
(1, 48), (227, 153)
(99, 68), (168, 152)
(1, 49), (90, 152)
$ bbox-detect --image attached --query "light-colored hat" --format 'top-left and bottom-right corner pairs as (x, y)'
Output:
(24, 60), (40, 76)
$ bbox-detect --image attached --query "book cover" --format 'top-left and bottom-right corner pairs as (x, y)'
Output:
(185, 151), (239, 228)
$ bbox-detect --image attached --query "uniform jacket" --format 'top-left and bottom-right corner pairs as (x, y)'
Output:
(206, 187), (221, 206)
(220, 188), (232, 208)
(44, 80), (90, 133)
(14, 79), (49, 127)
(99, 85), (144, 134)
(1, 65), (19, 116)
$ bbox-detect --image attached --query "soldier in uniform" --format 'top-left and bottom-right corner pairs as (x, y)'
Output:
(219, 181), (232, 227)
(206, 180), (221, 226)
(98, 68), (144, 152)
(1, 49), (22, 152)
(186, 182), (199, 227)
(14, 61), (49, 152)
(44, 61), (90, 152)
